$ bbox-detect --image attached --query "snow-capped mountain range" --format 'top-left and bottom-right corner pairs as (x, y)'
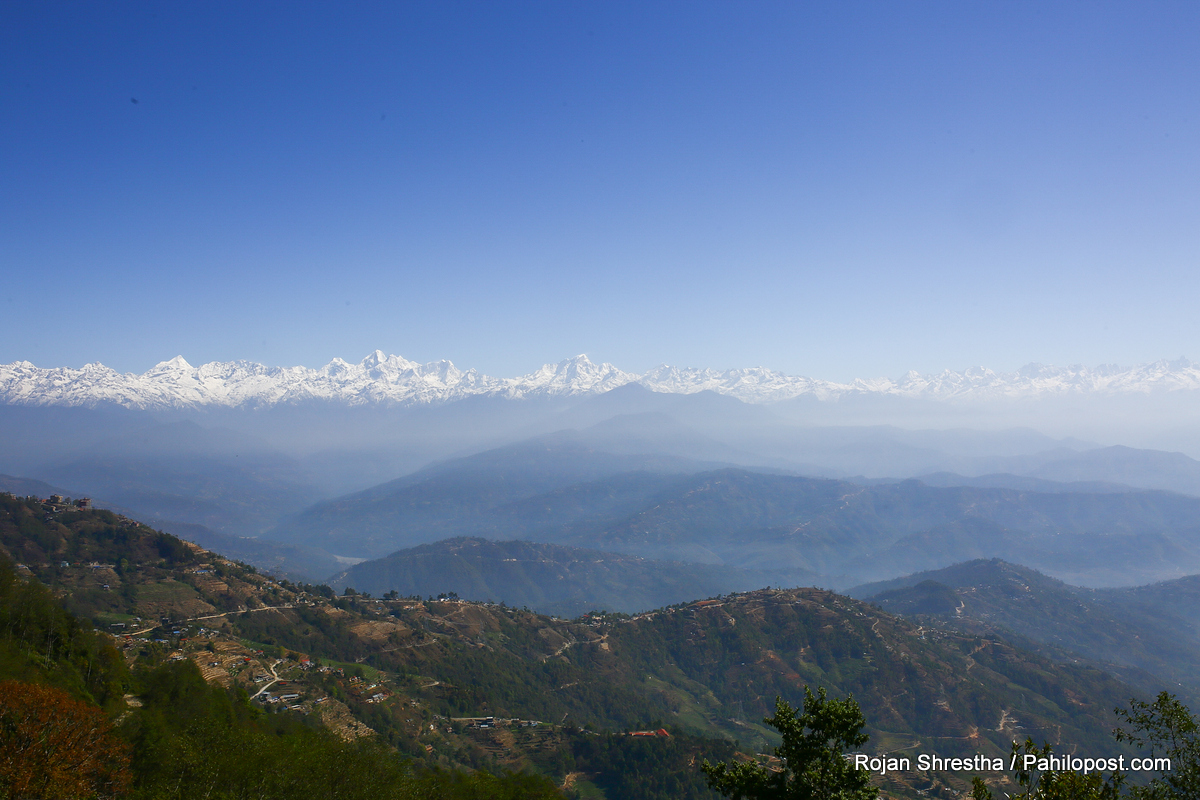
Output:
(1, 352), (1199, 410)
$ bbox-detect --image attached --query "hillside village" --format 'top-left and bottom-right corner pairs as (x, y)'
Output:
(1, 492), (751, 797)
(3, 491), (1188, 799)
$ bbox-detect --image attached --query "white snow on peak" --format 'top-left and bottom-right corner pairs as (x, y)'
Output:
(154, 355), (193, 371)
(500, 355), (636, 398)
(1, 352), (1199, 410)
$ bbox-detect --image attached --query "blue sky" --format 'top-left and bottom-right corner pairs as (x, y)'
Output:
(2, 1), (1198, 381)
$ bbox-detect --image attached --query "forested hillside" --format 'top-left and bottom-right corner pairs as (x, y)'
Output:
(0, 494), (563, 799)
(852, 559), (1200, 702)
(1, 493), (1176, 799)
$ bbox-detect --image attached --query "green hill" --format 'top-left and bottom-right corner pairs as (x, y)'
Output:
(851, 559), (1200, 702)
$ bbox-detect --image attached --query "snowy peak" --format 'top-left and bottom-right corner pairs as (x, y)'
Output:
(360, 349), (388, 368)
(154, 355), (193, 371)
(2, 352), (1200, 409)
(508, 355), (636, 397)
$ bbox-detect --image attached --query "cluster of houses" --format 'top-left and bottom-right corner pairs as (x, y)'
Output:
(256, 689), (306, 711)
(345, 675), (392, 704)
(57, 560), (115, 570)
(41, 494), (91, 511)
(36, 494), (144, 530)
(458, 716), (543, 730)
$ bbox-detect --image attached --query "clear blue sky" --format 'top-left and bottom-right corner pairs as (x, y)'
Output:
(2, 1), (1198, 380)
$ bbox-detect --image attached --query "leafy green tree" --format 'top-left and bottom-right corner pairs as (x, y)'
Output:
(968, 694), (1200, 800)
(1115, 692), (1199, 800)
(970, 739), (1123, 800)
(701, 687), (876, 800)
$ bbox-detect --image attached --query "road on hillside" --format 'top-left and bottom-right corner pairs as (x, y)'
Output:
(125, 603), (294, 637)
(251, 659), (284, 700)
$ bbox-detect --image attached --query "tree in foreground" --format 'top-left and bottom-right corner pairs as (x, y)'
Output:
(969, 739), (1123, 800)
(970, 693), (1199, 800)
(0, 679), (131, 799)
(701, 687), (876, 800)
(1115, 692), (1199, 800)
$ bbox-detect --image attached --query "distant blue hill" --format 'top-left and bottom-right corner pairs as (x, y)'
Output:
(329, 536), (809, 618)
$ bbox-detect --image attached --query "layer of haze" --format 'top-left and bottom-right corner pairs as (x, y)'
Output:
(2, 1), (1199, 380)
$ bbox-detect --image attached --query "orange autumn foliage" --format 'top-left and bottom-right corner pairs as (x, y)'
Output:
(0, 680), (130, 799)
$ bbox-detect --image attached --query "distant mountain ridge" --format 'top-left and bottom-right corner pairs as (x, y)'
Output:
(328, 536), (805, 618)
(5, 351), (1200, 409)
(263, 437), (1200, 587)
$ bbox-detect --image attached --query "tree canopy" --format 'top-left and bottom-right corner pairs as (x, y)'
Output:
(0, 679), (131, 799)
(702, 687), (876, 800)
